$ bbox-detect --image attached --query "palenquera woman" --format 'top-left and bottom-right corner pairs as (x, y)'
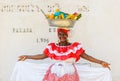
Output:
(18, 28), (110, 81)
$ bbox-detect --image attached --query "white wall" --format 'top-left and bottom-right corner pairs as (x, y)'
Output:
(0, 0), (120, 81)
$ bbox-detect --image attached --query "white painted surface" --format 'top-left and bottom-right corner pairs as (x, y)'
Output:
(0, 0), (120, 81)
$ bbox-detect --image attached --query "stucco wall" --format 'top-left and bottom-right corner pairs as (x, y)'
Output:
(0, 0), (120, 81)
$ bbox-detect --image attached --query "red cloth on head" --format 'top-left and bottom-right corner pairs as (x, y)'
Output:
(57, 28), (69, 36)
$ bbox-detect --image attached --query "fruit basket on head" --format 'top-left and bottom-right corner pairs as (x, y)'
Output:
(41, 9), (82, 28)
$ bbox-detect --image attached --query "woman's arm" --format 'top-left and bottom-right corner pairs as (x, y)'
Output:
(80, 53), (110, 69)
(18, 54), (48, 61)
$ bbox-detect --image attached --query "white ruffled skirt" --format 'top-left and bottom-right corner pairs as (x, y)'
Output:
(11, 61), (112, 81)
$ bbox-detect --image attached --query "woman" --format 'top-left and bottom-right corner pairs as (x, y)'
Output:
(18, 28), (110, 81)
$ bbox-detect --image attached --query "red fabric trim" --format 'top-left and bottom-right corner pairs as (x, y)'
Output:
(43, 42), (85, 62)
(42, 64), (79, 81)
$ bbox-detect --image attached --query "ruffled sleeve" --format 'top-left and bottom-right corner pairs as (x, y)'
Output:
(43, 43), (55, 59)
(71, 42), (85, 62)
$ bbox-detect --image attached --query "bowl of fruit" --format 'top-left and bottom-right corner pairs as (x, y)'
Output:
(41, 9), (82, 28)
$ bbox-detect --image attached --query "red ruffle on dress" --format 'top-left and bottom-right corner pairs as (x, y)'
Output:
(42, 42), (85, 81)
(43, 42), (85, 62)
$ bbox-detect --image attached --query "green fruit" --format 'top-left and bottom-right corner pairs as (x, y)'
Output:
(76, 14), (82, 20)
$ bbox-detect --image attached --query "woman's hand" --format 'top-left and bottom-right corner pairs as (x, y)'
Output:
(18, 54), (48, 61)
(18, 55), (28, 61)
(80, 53), (111, 70)
(100, 61), (111, 70)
